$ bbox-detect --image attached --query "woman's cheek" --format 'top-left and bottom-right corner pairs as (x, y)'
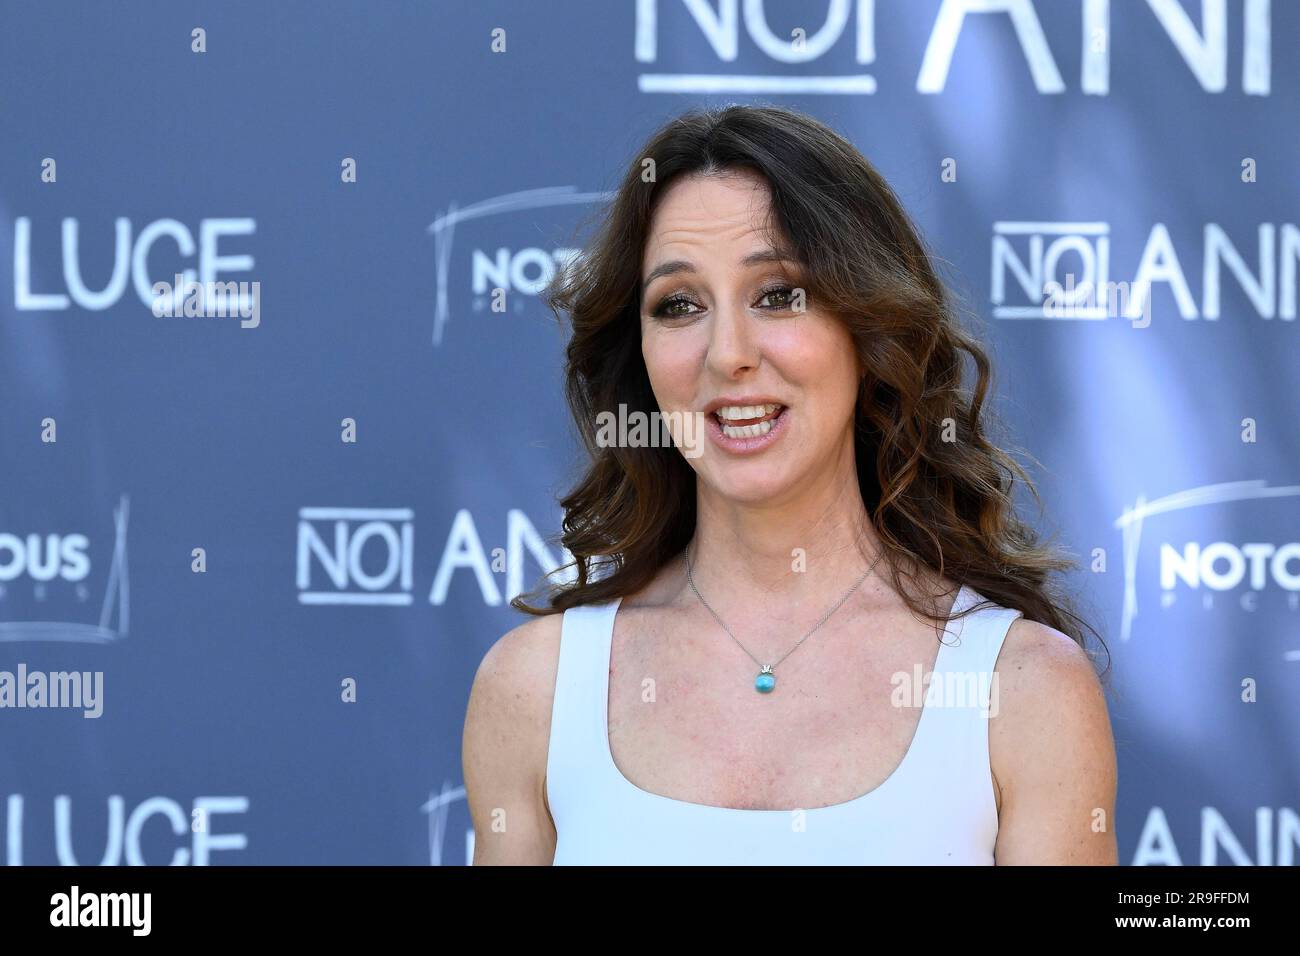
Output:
(772, 319), (856, 387)
(649, 332), (701, 392)
(643, 339), (691, 410)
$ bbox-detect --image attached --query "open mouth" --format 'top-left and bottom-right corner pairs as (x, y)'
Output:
(711, 403), (786, 439)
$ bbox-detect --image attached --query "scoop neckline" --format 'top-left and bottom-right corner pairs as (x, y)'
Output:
(598, 583), (973, 815)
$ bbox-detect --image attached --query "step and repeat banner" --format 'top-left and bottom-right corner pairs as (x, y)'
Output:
(0, 1), (1296, 865)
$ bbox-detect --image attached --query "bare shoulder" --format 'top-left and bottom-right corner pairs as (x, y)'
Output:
(989, 617), (1119, 864)
(996, 617), (1104, 698)
(992, 617), (1111, 751)
(470, 613), (565, 711)
(464, 613), (564, 772)
(461, 613), (565, 865)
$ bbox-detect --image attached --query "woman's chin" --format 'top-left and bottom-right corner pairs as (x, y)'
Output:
(698, 467), (800, 506)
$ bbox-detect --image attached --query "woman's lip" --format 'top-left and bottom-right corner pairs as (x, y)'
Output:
(706, 405), (789, 454)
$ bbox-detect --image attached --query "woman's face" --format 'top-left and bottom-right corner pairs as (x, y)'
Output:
(639, 170), (863, 506)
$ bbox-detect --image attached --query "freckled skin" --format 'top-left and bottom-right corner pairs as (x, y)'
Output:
(464, 170), (1118, 865)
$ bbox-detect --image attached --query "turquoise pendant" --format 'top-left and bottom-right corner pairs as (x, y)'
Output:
(755, 664), (776, 694)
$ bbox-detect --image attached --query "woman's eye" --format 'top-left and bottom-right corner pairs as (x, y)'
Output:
(654, 295), (698, 318)
(758, 286), (795, 309)
(651, 286), (797, 318)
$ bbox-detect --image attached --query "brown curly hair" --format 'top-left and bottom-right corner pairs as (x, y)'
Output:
(512, 103), (1105, 666)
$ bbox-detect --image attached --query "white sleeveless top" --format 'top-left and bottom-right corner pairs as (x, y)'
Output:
(546, 583), (1024, 865)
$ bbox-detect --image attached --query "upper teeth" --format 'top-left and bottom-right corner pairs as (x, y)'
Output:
(715, 404), (780, 421)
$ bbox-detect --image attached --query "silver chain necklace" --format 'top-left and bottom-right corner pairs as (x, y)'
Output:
(683, 541), (885, 694)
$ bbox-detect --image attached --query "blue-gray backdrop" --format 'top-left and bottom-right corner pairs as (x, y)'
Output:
(0, 0), (1296, 865)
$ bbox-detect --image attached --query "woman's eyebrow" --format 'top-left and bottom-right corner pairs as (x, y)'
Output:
(739, 249), (797, 269)
(642, 259), (693, 287)
(642, 249), (798, 288)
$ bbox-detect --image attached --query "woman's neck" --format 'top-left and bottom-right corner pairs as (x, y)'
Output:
(683, 462), (887, 621)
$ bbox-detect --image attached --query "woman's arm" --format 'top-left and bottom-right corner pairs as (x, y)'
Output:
(990, 618), (1120, 864)
(462, 615), (563, 865)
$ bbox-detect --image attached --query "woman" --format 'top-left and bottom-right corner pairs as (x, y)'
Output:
(462, 105), (1117, 865)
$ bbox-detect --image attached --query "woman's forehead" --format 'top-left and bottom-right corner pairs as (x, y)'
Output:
(651, 169), (772, 223)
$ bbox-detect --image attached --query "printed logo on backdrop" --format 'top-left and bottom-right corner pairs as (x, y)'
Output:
(427, 187), (613, 346)
(636, 0), (1271, 96)
(421, 784), (471, 866)
(0, 495), (129, 645)
(296, 506), (575, 606)
(12, 217), (260, 328)
(1130, 805), (1300, 866)
(3, 794), (248, 865)
(992, 222), (1300, 323)
(1113, 480), (1300, 647)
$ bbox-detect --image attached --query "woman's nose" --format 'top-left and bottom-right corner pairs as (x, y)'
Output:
(705, 300), (760, 378)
